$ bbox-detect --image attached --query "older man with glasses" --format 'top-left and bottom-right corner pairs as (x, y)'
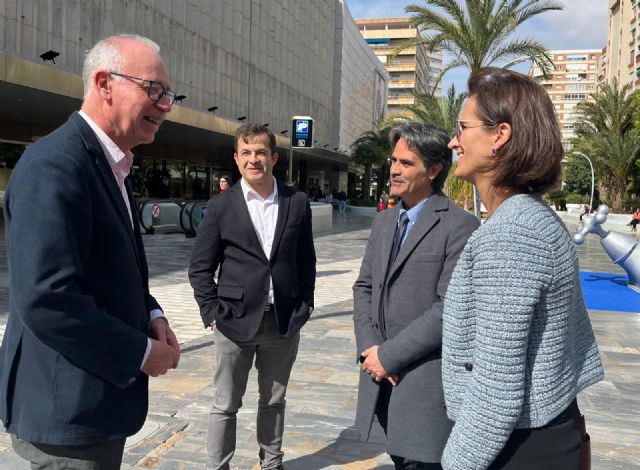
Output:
(0, 34), (180, 469)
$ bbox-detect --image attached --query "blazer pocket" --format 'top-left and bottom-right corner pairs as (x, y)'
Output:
(53, 354), (110, 425)
(217, 285), (244, 300)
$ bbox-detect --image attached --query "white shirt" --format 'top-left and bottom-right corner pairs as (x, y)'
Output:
(240, 177), (279, 304)
(78, 111), (163, 370)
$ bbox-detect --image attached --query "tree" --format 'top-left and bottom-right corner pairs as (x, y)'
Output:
(405, 84), (466, 135)
(572, 80), (640, 212)
(350, 126), (393, 199)
(396, 0), (562, 87)
(563, 155), (594, 197)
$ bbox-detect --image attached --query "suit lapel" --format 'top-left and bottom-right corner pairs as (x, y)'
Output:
(229, 183), (269, 262)
(125, 177), (144, 273)
(380, 206), (400, 280)
(73, 113), (142, 264)
(388, 193), (448, 278)
(269, 181), (291, 260)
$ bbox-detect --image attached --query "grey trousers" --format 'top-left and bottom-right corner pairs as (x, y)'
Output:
(11, 435), (125, 470)
(208, 311), (300, 470)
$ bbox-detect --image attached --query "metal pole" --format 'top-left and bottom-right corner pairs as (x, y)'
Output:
(572, 151), (595, 213)
(288, 146), (294, 186)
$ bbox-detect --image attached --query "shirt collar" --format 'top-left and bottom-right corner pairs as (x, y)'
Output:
(78, 110), (133, 174)
(240, 176), (278, 203)
(399, 196), (429, 224)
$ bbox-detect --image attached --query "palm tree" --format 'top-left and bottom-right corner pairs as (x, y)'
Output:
(351, 126), (393, 200)
(405, 84), (467, 135)
(572, 79), (640, 212)
(397, 0), (562, 87)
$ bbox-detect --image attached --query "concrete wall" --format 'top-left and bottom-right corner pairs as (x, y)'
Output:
(1, 0), (385, 153)
(337, 1), (388, 151)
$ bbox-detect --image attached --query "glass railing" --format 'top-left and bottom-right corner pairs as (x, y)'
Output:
(179, 201), (208, 237)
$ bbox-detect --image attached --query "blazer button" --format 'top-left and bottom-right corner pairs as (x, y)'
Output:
(263, 289), (268, 294)
(442, 403), (447, 410)
(464, 362), (473, 371)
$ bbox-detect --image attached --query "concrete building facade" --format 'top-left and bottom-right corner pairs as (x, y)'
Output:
(0, 0), (386, 200)
(603, 0), (640, 91)
(529, 49), (602, 151)
(355, 16), (441, 118)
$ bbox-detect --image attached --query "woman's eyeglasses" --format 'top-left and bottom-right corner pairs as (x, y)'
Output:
(454, 120), (498, 140)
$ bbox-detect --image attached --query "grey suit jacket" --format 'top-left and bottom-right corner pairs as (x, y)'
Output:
(353, 191), (479, 462)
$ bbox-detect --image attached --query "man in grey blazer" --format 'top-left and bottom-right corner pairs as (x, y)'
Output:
(353, 122), (479, 469)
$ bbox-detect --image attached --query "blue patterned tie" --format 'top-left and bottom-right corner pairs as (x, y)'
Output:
(390, 211), (409, 265)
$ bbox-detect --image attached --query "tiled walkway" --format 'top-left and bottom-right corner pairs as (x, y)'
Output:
(0, 211), (638, 469)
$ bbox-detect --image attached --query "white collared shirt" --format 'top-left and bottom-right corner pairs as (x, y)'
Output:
(78, 111), (133, 227)
(240, 177), (279, 303)
(78, 111), (163, 370)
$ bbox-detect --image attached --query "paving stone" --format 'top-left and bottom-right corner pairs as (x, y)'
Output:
(0, 213), (638, 469)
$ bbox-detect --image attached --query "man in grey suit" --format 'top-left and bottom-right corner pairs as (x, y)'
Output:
(353, 122), (479, 469)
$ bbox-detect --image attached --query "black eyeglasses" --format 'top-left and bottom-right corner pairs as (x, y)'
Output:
(109, 71), (177, 105)
(454, 120), (498, 140)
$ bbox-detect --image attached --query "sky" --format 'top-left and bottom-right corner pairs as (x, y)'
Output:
(344, 0), (609, 92)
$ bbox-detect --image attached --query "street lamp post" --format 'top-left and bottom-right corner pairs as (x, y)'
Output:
(571, 151), (595, 213)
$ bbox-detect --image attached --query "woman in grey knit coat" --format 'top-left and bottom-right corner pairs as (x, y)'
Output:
(441, 67), (604, 470)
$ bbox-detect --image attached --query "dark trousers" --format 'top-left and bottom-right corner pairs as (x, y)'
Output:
(489, 399), (583, 470)
(375, 380), (443, 470)
(12, 435), (126, 470)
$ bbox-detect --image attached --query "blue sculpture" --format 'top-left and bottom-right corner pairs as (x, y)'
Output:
(574, 205), (640, 292)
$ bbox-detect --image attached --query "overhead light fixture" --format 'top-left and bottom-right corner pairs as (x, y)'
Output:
(174, 94), (187, 103)
(237, 116), (247, 121)
(263, 123), (269, 127)
(40, 50), (60, 64)
(207, 106), (218, 113)
(280, 130), (288, 135)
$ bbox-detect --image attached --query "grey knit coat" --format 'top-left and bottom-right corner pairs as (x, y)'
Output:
(441, 194), (604, 470)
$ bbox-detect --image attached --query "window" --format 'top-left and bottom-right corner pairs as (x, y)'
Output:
(564, 94), (587, 100)
(567, 54), (587, 61)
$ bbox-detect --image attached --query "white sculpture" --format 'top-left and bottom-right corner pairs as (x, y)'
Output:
(574, 205), (640, 292)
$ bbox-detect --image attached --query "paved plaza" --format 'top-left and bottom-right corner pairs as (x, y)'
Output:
(0, 211), (638, 469)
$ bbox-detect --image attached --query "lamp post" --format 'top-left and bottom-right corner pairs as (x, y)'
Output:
(571, 151), (595, 213)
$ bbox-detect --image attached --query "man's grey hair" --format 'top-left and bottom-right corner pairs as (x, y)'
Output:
(82, 34), (160, 99)
(389, 122), (453, 191)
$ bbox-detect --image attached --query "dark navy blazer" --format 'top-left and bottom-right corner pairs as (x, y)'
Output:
(189, 180), (316, 343)
(0, 112), (159, 445)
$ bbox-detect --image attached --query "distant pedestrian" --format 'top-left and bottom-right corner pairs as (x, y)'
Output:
(337, 189), (347, 215)
(579, 204), (589, 222)
(218, 176), (230, 194)
(629, 208), (640, 232)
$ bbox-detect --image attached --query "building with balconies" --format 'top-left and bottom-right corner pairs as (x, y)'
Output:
(355, 16), (441, 118)
(603, 0), (640, 91)
(529, 49), (602, 151)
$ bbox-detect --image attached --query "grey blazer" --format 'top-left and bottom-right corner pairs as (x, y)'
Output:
(353, 191), (479, 463)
